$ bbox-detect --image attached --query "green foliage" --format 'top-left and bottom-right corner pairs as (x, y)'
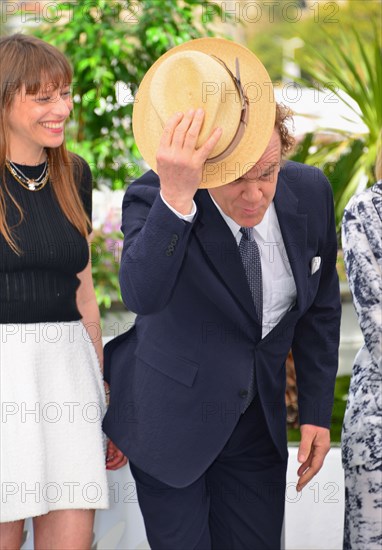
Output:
(248, 1), (381, 83)
(291, 24), (382, 233)
(247, 1), (381, 234)
(32, 0), (224, 189)
(91, 224), (123, 314)
(91, 221), (123, 316)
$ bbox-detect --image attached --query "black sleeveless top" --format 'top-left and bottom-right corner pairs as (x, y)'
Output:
(0, 155), (92, 323)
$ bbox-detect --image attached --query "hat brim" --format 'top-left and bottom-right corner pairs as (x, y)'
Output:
(132, 37), (275, 189)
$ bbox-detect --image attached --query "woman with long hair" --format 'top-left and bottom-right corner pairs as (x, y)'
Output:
(0, 33), (125, 549)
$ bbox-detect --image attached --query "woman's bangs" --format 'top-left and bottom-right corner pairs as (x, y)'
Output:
(23, 49), (72, 95)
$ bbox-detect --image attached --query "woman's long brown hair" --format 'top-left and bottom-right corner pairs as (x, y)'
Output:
(0, 33), (90, 254)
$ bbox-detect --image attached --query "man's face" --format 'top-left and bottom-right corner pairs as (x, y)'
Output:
(210, 130), (282, 227)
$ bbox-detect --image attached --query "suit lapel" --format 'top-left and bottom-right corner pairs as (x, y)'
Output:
(194, 190), (259, 322)
(274, 173), (308, 311)
(193, 173), (309, 325)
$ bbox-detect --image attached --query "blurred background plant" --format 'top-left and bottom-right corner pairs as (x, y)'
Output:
(248, 0), (381, 234)
(248, 0), (380, 82)
(31, 0), (225, 190)
(90, 186), (124, 314)
(91, 220), (123, 314)
(291, 24), (381, 233)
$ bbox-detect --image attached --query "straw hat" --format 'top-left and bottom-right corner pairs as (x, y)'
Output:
(132, 37), (275, 189)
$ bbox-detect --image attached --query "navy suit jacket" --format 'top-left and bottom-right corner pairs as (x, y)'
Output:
(103, 161), (341, 488)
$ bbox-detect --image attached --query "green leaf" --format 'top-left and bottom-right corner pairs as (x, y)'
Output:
(294, 24), (381, 230)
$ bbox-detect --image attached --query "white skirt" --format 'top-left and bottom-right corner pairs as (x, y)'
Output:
(0, 321), (109, 522)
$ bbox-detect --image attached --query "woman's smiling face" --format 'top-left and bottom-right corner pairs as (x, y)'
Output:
(7, 82), (73, 163)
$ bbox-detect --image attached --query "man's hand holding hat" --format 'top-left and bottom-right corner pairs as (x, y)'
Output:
(157, 109), (222, 215)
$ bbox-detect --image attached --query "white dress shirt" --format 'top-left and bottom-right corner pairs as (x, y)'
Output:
(209, 196), (297, 337)
(161, 193), (297, 337)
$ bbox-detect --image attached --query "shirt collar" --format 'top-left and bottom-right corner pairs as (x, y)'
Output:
(208, 191), (272, 241)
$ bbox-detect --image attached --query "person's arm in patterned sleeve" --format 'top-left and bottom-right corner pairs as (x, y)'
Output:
(342, 191), (382, 372)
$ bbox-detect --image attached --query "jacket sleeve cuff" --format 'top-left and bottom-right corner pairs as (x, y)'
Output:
(159, 191), (197, 223)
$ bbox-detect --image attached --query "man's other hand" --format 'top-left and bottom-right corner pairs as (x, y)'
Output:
(296, 424), (330, 491)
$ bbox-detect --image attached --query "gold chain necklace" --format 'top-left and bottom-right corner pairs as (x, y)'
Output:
(5, 159), (50, 191)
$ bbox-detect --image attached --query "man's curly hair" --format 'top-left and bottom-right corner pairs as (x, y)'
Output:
(275, 103), (295, 156)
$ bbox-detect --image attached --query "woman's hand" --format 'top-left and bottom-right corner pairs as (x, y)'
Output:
(106, 439), (128, 470)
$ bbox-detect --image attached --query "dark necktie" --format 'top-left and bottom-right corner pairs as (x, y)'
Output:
(239, 227), (263, 325)
(239, 227), (263, 411)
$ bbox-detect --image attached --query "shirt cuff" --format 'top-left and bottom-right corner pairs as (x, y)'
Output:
(160, 192), (197, 222)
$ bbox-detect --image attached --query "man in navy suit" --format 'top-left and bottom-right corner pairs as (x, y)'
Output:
(103, 39), (341, 549)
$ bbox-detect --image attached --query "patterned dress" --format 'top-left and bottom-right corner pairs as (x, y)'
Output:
(341, 181), (382, 550)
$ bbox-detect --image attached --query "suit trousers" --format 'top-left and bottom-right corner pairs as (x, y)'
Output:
(129, 395), (288, 550)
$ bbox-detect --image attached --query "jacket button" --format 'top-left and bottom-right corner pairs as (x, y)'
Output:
(171, 233), (179, 243)
(238, 389), (248, 398)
